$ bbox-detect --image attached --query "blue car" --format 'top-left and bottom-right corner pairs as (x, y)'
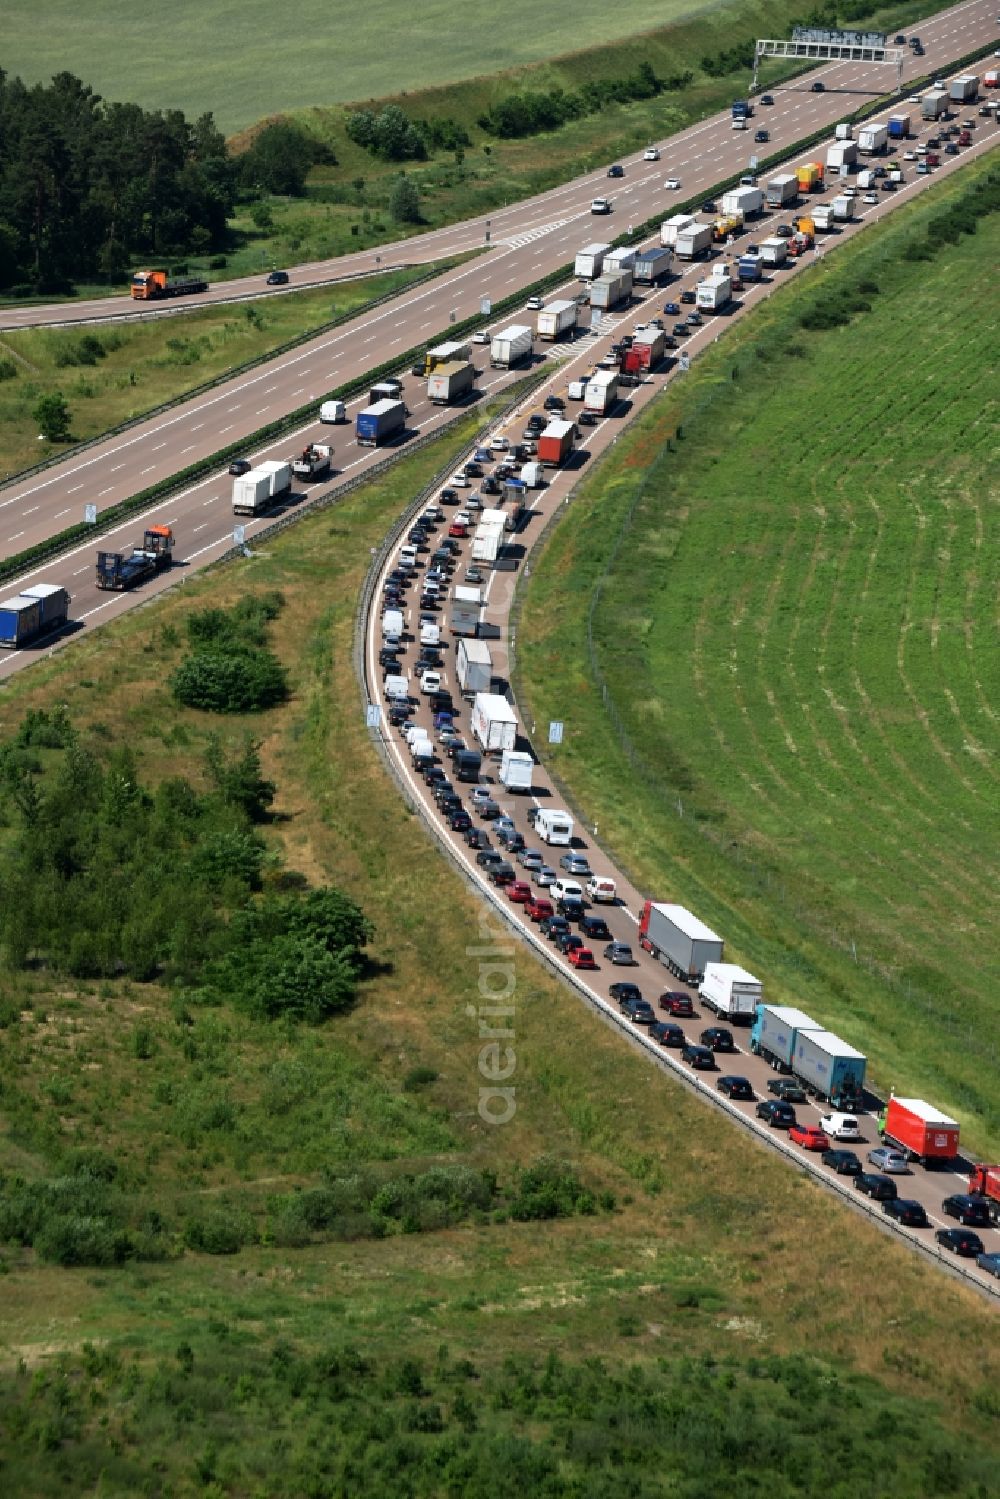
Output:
(663, 301), (680, 315)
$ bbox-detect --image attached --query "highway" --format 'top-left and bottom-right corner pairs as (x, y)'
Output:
(1, 93), (997, 687)
(0, 0), (994, 335)
(359, 173), (1000, 1296)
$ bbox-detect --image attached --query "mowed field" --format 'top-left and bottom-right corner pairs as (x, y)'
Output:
(4, 0), (712, 133)
(518, 163), (1000, 1155)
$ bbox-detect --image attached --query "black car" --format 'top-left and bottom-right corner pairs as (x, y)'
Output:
(651, 1021), (685, 1048)
(681, 1043), (715, 1070)
(481, 476), (501, 495)
(754, 129), (769, 143)
(580, 915), (611, 941)
(853, 1173), (898, 1202)
(936, 1228), (985, 1258)
(476, 848), (504, 869)
(672, 323), (689, 338)
(498, 830), (525, 854)
(621, 997), (656, 1026)
(756, 1099), (795, 1128)
(609, 982), (643, 1005)
(680, 288), (697, 304)
(761, 94), (774, 105)
(266, 269), (289, 285)
(439, 794), (462, 816)
(387, 704), (411, 726)
(424, 766), (448, 787)
(811, 80), (825, 92)
(379, 647), (401, 669)
(490, 863), (516, 887)
(882, 1199), (928, 1228)
(229, 458), (252, 476)
(578, 411), (597, 427)
(607, 163), (625, 178)
(410, 362), (426, 377)
(822, 1149), (863, 1177)
(717, 1075), (754, 1101)
(450, 811), (472, 833)
(767, 1078), (807, 1104)
(700, 200), (716, 213)
(700, 1027), (735, 1053)
(541, 915), (570, 941)
(942, 1195), (991, 1228)
(558, 896), (586, 921)
(464, 826), (487, 850)
(543, 395), (565, 411)
(556, 931), (584, 954)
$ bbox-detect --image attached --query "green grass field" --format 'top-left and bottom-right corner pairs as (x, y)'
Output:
(517, 159), (1000, 1157)
(0, 381), (997, 1490)
(5, 0), (715, 134)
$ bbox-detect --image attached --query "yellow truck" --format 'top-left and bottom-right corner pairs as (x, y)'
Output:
(713, 214), (742, 242)
(795, 161), (825, 194)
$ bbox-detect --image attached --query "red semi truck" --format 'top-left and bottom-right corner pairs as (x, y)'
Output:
(877, 1097), (959, 1165)
(968, 1164), (1000, 1224)
(536, 420), (575, 466)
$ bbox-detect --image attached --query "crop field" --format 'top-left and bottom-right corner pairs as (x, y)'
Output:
(5, 0), (713, 133)
(518, 159), (1000, 1157)
(0, 381), (997, 1491)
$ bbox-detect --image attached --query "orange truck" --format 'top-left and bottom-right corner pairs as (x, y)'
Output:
(130, 268), (209, 301)
(968, 1164), (1000, 1225)
(795, 161), (824, 193)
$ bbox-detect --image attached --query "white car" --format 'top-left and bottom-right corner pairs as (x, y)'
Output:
(526, 295), (544, 310)
(862, 192), (879, 204)
(903, 150), (917, 160)
(820, 1113), (863, 1141)
(590, 197), (612, 214)
(419, 670), (442, 694)
(550, 879), (584, 902)
(472, 330), (490, 344)
(398, 544), (419, 568)
(453, 511), (471, 527)
(643, 146), (661, 160)
(449, 471), (470, 487)
(489, 435), (509, 452)
(665, 176), (682, 190)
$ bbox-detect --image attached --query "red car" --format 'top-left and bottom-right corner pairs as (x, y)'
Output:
(659, 991), (694, 1017)
(789, 1124), (830, 1152)
(448, 521), (468, 538)
(568, 947), (597, 970)
(526, 898), (554, 922)
(507, 881), (532, 904)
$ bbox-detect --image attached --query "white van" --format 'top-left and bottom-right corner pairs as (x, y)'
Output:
(420, 621), (441, 647)
(320, 400), (346, 423)
(534, 808), (574, 845)
(586, 875), (617, 904)
(818, 1112), (863, 1141)
(520, 462), (544, 489)
(382, 608), (404, 646)
(384, 674), (409, 702)
(568, 380), (588, 401)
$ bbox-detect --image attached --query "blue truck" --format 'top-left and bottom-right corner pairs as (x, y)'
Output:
(356, 398), (406, 446)
(751, 1004), (821, 1069)
(751, 1004), (865, 1108)
(737, 254), (763, 283)
(0, 582), (71, 647)
(731, 99), (753, 120)
(96, 526), (174, 591)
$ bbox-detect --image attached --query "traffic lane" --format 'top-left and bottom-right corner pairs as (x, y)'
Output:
(2, 0), (994, 330)
(2, 60), (995, 552)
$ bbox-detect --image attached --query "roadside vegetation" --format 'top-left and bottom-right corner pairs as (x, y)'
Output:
(0, 266), (436, 477)
(0, 386), (997, 1491)
(517, 158), (1000, 1157)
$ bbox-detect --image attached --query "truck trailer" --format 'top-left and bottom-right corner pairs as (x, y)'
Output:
(622, 327), (667, 373)
(921, 90), (949, 119)
(674, 223), (713, 260)
(826, 141), (858, 171)
(795, 161), (825, 192)
(575, 242), (611, 279)
(638, 902), (724, 985)
(449, 585), (482, 636)
(534, 808), (574, 846)
(427, 361), (475, 405)
(96, 526), (174, 591)
(790, 1030), (866, 1110)
(584, 369), (619, 415)
(424, 340), (470, 374)
(632, 245), (674, 283)
(589, 269), (633, 310)
(857, 123), (888, 154)
(950, 73), (979, 103)
(0, 584), (71, 648)
(695, 273), (731, 311)
(604, 247), (637, 274)
(698, 963), (762, 1021)
(766, 174), (798, 209)
(456, 639), (492, 697)
(660, 214), (696, 249)
(831, 195), (856, 221)
(887, 112), (911, 138)
(499, 749), (534, 792)
(356, 398), (406, 445)
(751, 1005), (822, 1070)
(812, 203), (836, 231)
(536, 301), (578, 340)
(490, 324), (534, 367)
(536, 420), (575, 466)
(130, 268), (208, 300)
(471, 516), (506, 563)
(737, 253), (762, 281)
(721, 186), (764, 219)
(759, 237), (788, 267)
(471, 692), (517, 755)
(878, 1097), (960, 1164)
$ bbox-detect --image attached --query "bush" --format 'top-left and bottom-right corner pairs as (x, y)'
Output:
(169, 648), (288, 713)
(0, 358), (16, 381)
(184, 1210), (253, 1255)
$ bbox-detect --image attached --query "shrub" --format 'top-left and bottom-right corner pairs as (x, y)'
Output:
(169, 648), (288, 713)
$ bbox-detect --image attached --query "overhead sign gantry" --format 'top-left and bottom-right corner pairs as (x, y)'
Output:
(752, 28), (905, 92)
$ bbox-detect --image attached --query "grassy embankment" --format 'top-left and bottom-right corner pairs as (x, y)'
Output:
(0, 266), (441, 478)
(0, 380), (997, 1491)
(517, 156), (1000, 1156)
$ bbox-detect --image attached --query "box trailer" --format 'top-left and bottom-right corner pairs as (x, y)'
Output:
(790, 1030), (866, 1110)
(535, 808), (573, 846)
(471, 692), (517, 755)
(950, 74), (979, 103)
(759, 237), (788, 267)
(638, 902), (724, 984)
(812, 203), (835, 231)
(589, 269), (632, 310)
(449, 585), (482, 636)
(584, 369), (619, 415)
(232, 470), (272, 516)
(751, 1005), (822, 1070)
(878, 1097), (960, 1164)
(356, 399), (406, 445)
(826, 141), (858, 171)
(835, 122), (853, 140)
(921, 90), (948, 119)
(887, 113), (911, 138)
(675, 223), (713, 260)
(622, 327), (666, 373)
(696, 273), (731, 311)
(471, 517), (505, 563)
(831, 195), (856, 222)
(490, 324), (533, 368)
(737, 253), (762, 281)
(857, 123), (888, 154)
(499, 749), (534, 792)
(536, 419), (575, 466)
(795, 161), (824, 192)
(424, 340), (470, 373)
(604, 247), (637, 274)
(632, 245), (674, 283)
(575, 242), (611, 279)
(456, 638), (492, 697)
(766, 174), (798, 208)
(536, 300), (578, 340)
(660, 213), (696, 248)
(427, 360), (475, 404)
(698, 962), (762, 1021)
(721, 186), (764, 220)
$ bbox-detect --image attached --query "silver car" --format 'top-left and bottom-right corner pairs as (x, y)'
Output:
(535, 865), (557, 888)
(867, 1146), (910, 1174)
